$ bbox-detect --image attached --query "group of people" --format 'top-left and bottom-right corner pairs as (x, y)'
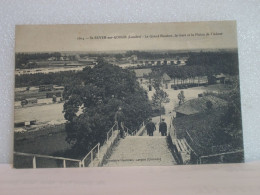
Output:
(114, 106), (168, 138)
(146, 118), (167, 136)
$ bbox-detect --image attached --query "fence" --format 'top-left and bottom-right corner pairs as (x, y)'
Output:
(199, 150), (244, 164)
(123, 121), (145, 136)
(106, 122), (118, 142)
(185, 130), (244, 164)
(14, 120), (147, 168)
(81, 143), (100, 167)
(13, 152), (82, 168)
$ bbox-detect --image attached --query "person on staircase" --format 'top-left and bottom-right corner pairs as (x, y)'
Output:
(114, 106), (125, 138)
(159, 118), (167, 136)
(146, 118), (156, 136)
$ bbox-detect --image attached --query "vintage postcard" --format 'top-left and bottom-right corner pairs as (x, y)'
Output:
(14, 21), (244, 168)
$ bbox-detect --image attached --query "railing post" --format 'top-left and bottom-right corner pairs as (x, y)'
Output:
(63, 159), (66, 168)
(98, 143), (100, 159)
(82, 160), (85, 168)
(79, 161), (82, 168)
(112, 128), (114, 136)
(32, 156), (36, 169)
(91, 150), (93, 167)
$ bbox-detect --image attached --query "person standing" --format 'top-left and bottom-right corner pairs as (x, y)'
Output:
(178, 90), (185, 105)
(114, 107), (125, 138)
(159, 118), (167, 136)
(146, 118), (156, 136)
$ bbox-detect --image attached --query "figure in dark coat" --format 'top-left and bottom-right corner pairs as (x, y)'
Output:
(146, 119), (156, 136)
(114, 107), (125, 138)
(159, 119), (167, 136)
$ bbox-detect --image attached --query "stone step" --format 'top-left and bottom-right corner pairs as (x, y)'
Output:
(103, 136), (176, 167)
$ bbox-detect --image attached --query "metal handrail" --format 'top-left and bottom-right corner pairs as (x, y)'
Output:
(122, 122), (144, 136)
(14, 120), (145, 168)
(199, 150), (244, 164)
(81, 143), (100, 167)
(135, 121), (146, 136)
(131, 130), (137, 136)
(200, 150), (244, 159)
(107, 122), (117, 142)
(185, 130), (204, 149)
(123, 125), (132, 136)
(139, 121), (145, 130)
(14, 151), (81, 168)
(14, 152), (81, 162)
(82, 121), (118, 167)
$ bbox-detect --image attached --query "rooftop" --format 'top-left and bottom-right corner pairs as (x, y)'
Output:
(134, 68), (152, 78)
(175, 95), (228, 116)
(162, 73), (171, 81)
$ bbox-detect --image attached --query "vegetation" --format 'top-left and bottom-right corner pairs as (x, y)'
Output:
(201, 78), (243, 149)
(63, 59), (152, 155)
(152, 51), (239, 86)
(215, 81), (242, 148)
(15, 71), (77, 87)
(152, 89), (169, 122)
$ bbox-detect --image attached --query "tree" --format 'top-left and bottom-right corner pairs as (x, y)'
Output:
(152, 89), (170, 122)
(63, 59), (152, 156)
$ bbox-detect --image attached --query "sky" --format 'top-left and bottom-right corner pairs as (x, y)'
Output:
(15, 21), (237, 53)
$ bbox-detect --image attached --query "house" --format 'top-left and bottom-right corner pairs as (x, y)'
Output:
(173, 110), (224, 150)
(172, 95), (243, 164)
(162, 73), (171, 83)
(172, 108), (243, 164)
(134, 68), (152, 78)
(174, 95), (228, 118)
(162, 73), (172, 88)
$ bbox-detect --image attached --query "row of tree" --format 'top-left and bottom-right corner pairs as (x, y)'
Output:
(185, 51), (239, 75)
(15, 71), (77, 87)
(147, 51), (239, 86)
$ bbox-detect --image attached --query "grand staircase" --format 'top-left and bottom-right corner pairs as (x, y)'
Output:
(103, 135), (176, 167)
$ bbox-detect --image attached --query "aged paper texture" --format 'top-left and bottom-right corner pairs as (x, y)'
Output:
(14, 21), (243, 168)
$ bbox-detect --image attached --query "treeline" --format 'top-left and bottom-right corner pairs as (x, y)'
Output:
(15, 71), (77, 87)
(160, 65), (210, 85)
(186, 51), (239, 75)
(150, 51), (239, 85)
(16, 52), (62, 69)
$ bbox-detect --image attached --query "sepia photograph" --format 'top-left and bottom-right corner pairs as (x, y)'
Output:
(13, 21), (244, 168)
